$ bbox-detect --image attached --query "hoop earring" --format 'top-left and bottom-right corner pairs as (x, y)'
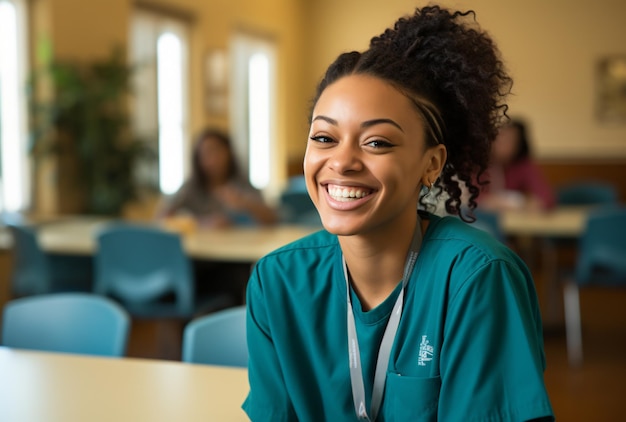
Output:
(423, 181), (433, 197)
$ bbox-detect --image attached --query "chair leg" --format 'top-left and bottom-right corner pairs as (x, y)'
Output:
(563, 280), (583, 366)
(155, 319), (183, 361)
(540, 238), (561, 328)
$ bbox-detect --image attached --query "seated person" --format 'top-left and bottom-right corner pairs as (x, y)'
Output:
(157, 128), (277, 305)
(157, 127), (277, 228)
(479, 118), (556, 211)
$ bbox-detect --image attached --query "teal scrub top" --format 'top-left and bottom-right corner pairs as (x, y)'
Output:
(243, 213), (555, 421)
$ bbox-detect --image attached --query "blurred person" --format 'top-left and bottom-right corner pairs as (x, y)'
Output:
(157, 127), (277, 228)
(479, 118), (556, 211)
(157, 128), (277, 306)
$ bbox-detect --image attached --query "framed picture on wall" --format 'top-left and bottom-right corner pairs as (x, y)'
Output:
(205, 48), (229, 116)
(596, 55), (626, 123)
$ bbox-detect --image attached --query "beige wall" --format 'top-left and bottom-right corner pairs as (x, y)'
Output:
(301, 0), (626, 160)
(41, 0), (307, 140)
(50, 0), (129, 60)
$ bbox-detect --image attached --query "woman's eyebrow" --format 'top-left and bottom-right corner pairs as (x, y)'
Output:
(361, 118), (404, 133)
(312, 116), (404, 133)
(312, 115), (338, 125)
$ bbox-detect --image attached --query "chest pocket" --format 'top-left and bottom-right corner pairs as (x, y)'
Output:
(381, 373), (441, 422)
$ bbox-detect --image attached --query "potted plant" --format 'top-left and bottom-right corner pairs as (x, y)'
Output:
(29, 46), (157, 216)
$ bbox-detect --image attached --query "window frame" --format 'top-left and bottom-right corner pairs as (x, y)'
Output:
(229, 32), (278, 193)
(129, 8), (190, 196)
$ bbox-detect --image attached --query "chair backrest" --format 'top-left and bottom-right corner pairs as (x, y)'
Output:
(284, 175), (308, 193)
(182, 306), (247, 367)
(6, 224), (52, 296)
(557, 182), (618, 206)
(279, 191), (321, 226)
(576, 206), (626, 286)
(469, 209), (505, 243)
(279, 175), (321, 225)
(1, 292), (130, 356)
(94, 223), (194, 317)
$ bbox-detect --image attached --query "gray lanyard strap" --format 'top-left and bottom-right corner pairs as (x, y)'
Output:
(345, 217), (423, 421)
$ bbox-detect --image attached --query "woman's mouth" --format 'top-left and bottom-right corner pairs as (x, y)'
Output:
(327, 184), (373, 202)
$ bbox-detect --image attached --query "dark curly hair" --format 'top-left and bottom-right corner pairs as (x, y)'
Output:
(310, 5), (512, 220)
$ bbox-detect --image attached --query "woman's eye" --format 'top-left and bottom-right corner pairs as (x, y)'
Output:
(309, 135), (334, 144)
(365, 139), (393, 148)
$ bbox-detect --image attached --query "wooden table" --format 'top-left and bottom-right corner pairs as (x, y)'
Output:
(0, 207), (590, 258)
(497, 206), (596, 328)
(0, 217), (318, 263)
(499, 206), (591, 238)
(0, 347), (250, 422)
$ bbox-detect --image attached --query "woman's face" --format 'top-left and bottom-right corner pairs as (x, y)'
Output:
(198, 136), (231, 182)
(304, 74), (444, 236)
(491, 125), (519, 165)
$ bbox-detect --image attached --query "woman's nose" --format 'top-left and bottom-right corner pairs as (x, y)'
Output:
(328, 142), (363, 174)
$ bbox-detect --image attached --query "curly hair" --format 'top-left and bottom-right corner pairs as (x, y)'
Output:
(310, 5), (512, 220)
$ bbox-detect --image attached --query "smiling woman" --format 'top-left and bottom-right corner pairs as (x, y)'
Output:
(242, 5), (554, 422)
(305, 74), (446, 238)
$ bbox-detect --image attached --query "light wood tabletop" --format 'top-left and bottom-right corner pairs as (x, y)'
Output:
(0, 206), (593, 262)
(0, 347), (250, 422)
(499, 205), (591, 237)
(0, 217), (319, 262)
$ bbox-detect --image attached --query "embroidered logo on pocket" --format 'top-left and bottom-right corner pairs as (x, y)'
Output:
(418, 335), (434, 366)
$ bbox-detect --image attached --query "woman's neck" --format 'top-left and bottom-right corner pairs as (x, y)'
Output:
(340, 214), (425, 311)
(206, 175), (229, 190)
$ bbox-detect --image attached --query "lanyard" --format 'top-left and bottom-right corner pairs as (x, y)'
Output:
(344, 216), (423, 421)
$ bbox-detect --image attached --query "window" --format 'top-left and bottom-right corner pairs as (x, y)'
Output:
(0, 0), (29, 212)
(130, 10), (189, 195)
(230, 33), (277, 191)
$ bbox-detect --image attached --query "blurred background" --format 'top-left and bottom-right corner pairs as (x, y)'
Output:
(0, 0), (624, 217)
(1, 0), (625, 420)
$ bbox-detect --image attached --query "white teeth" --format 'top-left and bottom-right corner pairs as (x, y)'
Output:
(328, 186), (371, 201)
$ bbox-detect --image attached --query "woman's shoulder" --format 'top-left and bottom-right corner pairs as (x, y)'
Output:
(423, 212), (520, 266)
(508, 156), (542, 175)
(250, 230), (341, 295)
(263, 229), (339, 260)
(421, 213), (534, 300)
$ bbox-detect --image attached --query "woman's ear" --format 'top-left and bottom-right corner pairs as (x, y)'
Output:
(422, 144), (447, 187)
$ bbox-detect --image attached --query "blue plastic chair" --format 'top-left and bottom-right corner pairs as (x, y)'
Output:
(6, 224), (92, 296)
(548, 181), (620, 303)
(279, 191), (321, 226)
(563, 206), (626, 366)
(95, 223), (194, 318)
(1, 292), (130, 356)
(285, 175), (308, 193)
(548, 180), (618, 270)
(278, 177), (321, 226)
(470, 208), (506, 243)
(94, 223), (232, 319)
(6, 224), (51, 296)
(182, 306), (247, 367)
(556, 182), (618, 206)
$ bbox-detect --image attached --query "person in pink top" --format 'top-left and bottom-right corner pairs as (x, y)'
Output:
(480, 118), (556, 211)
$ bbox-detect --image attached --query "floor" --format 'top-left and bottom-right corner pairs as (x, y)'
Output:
(541, 285), (626, 421)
